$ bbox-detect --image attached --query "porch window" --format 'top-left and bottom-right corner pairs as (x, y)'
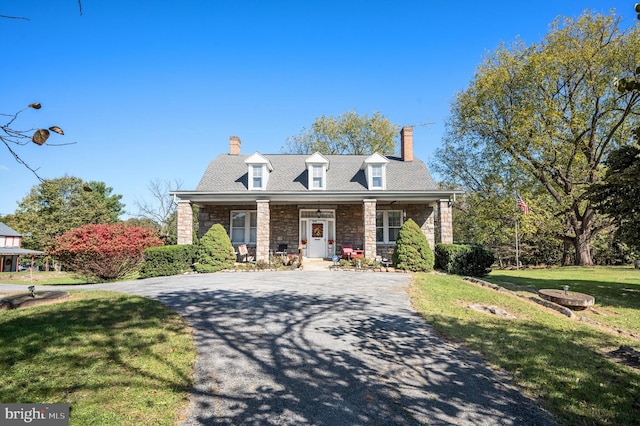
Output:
(376, 210), (402, 243)
(230, 211), (257, 243)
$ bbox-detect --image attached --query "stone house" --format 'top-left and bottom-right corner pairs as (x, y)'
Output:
(171, 126), (458, 262)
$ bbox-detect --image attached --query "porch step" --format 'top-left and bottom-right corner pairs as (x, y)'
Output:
(301, 258), (333, 271)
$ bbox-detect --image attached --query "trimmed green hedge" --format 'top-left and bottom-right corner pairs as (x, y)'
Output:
(435, 243), (494, 277)
(193, 224), (235, 273)
(392, 218), (434, 272)
(140, 245), (196, 278)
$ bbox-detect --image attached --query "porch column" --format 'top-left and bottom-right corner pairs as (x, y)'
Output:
(256, 200), (270, 262)
(176, 200), (193, 245)
(363, 199), (377, 260)
(436, 199), (453, 244)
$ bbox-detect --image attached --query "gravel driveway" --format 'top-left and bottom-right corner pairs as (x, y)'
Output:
(1, 271), (556, 425)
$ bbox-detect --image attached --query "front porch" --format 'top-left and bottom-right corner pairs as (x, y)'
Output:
(177, 199), (453, 263)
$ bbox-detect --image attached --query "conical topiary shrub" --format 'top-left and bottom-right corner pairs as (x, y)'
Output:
(194, 224), (236, 273)
(392, 218), (434, 272)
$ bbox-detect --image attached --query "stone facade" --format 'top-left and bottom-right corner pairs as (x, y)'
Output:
(363, 199), (377, 260)
(405, 204), (435, 248)
(176, 201), (193, 245)
(179, 200), (448, 262)
(270, 205), (302, 251)
(436, 200), (453, 244)
(256, 200), (270, 261)
(335, 204), (364, 248)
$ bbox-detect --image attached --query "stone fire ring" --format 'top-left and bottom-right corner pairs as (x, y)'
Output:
(538, 289), (594, 310)
(0, 291), (70, 310)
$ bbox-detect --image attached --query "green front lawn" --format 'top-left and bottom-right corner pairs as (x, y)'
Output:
(410, 269), (640, 426)
(0, 291), (196, 425)
(487, 266), (640, 335)
(0, 271), (89, 285)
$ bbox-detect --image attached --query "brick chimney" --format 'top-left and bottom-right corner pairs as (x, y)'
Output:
(400, 126), (413, 162)
(229, 136), (241, 155)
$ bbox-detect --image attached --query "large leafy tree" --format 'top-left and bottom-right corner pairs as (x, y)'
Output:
(283, 110), (399, 155)
(11, 176), (125, 250)
(589, 144), (640, 251)
(436, 11), (640, 266)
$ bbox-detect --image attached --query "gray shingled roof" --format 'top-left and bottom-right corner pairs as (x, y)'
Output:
(196, 154), (438, 192)
(0, 222), (21, 237)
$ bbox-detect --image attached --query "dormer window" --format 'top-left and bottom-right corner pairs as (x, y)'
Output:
(362, 153), (389, 190)
(305, 152), (329, 190)
(245, 152), (273, 191)
(371, 164), (383, 188)
(311, 165), (324, 189)
(251, 165), (263, 189)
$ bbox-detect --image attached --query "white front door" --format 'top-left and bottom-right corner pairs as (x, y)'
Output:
(307, 221), (326, 258)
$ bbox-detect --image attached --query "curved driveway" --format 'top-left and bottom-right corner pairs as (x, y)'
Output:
(1, 271), (555, 425)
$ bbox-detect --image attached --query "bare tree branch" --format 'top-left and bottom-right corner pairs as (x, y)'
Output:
(1, 104), (73, 180)
(0, 14), (29, 20)
(135, 179), (183, 240)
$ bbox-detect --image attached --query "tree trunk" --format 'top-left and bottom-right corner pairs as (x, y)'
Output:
(562, 239), (573, 266)
(565, 207), (594, 266)
(574, 227), (594, 266)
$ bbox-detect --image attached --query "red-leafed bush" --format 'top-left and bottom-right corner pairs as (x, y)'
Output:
(50, 223), (163, 280)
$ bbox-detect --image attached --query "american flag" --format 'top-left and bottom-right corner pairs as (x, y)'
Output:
(516, 194), (529, 214)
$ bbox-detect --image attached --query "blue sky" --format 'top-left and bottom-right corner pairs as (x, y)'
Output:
(1, 1), (636, 218)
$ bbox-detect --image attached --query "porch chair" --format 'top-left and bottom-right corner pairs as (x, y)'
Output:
(237, 244), (249, 262)
(275, 243), (288, 257)
(341, 243), (353, 260)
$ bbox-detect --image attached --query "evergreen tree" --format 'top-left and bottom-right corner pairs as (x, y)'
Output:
(194, 224), (235, 273)
(392, 219), (434, 272)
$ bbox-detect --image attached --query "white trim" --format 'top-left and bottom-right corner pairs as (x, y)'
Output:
(299, 209), (335, 258)
(361, 153), (389, 190)
(171, 190), (464, 204)
(245, 152), (272, 190)
(249, 164), (265, 190)
(309, 164), (326, 190)
(368, 164), (386, 190)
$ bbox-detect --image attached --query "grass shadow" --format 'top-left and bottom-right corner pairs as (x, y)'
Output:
(0, 291), (195, 424)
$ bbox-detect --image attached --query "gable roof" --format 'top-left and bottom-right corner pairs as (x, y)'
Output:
(245, 152), (274, 171)
(305, 152), (330, 167)
(0, 222), (21, 237)
(195, 154), (438, 193)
